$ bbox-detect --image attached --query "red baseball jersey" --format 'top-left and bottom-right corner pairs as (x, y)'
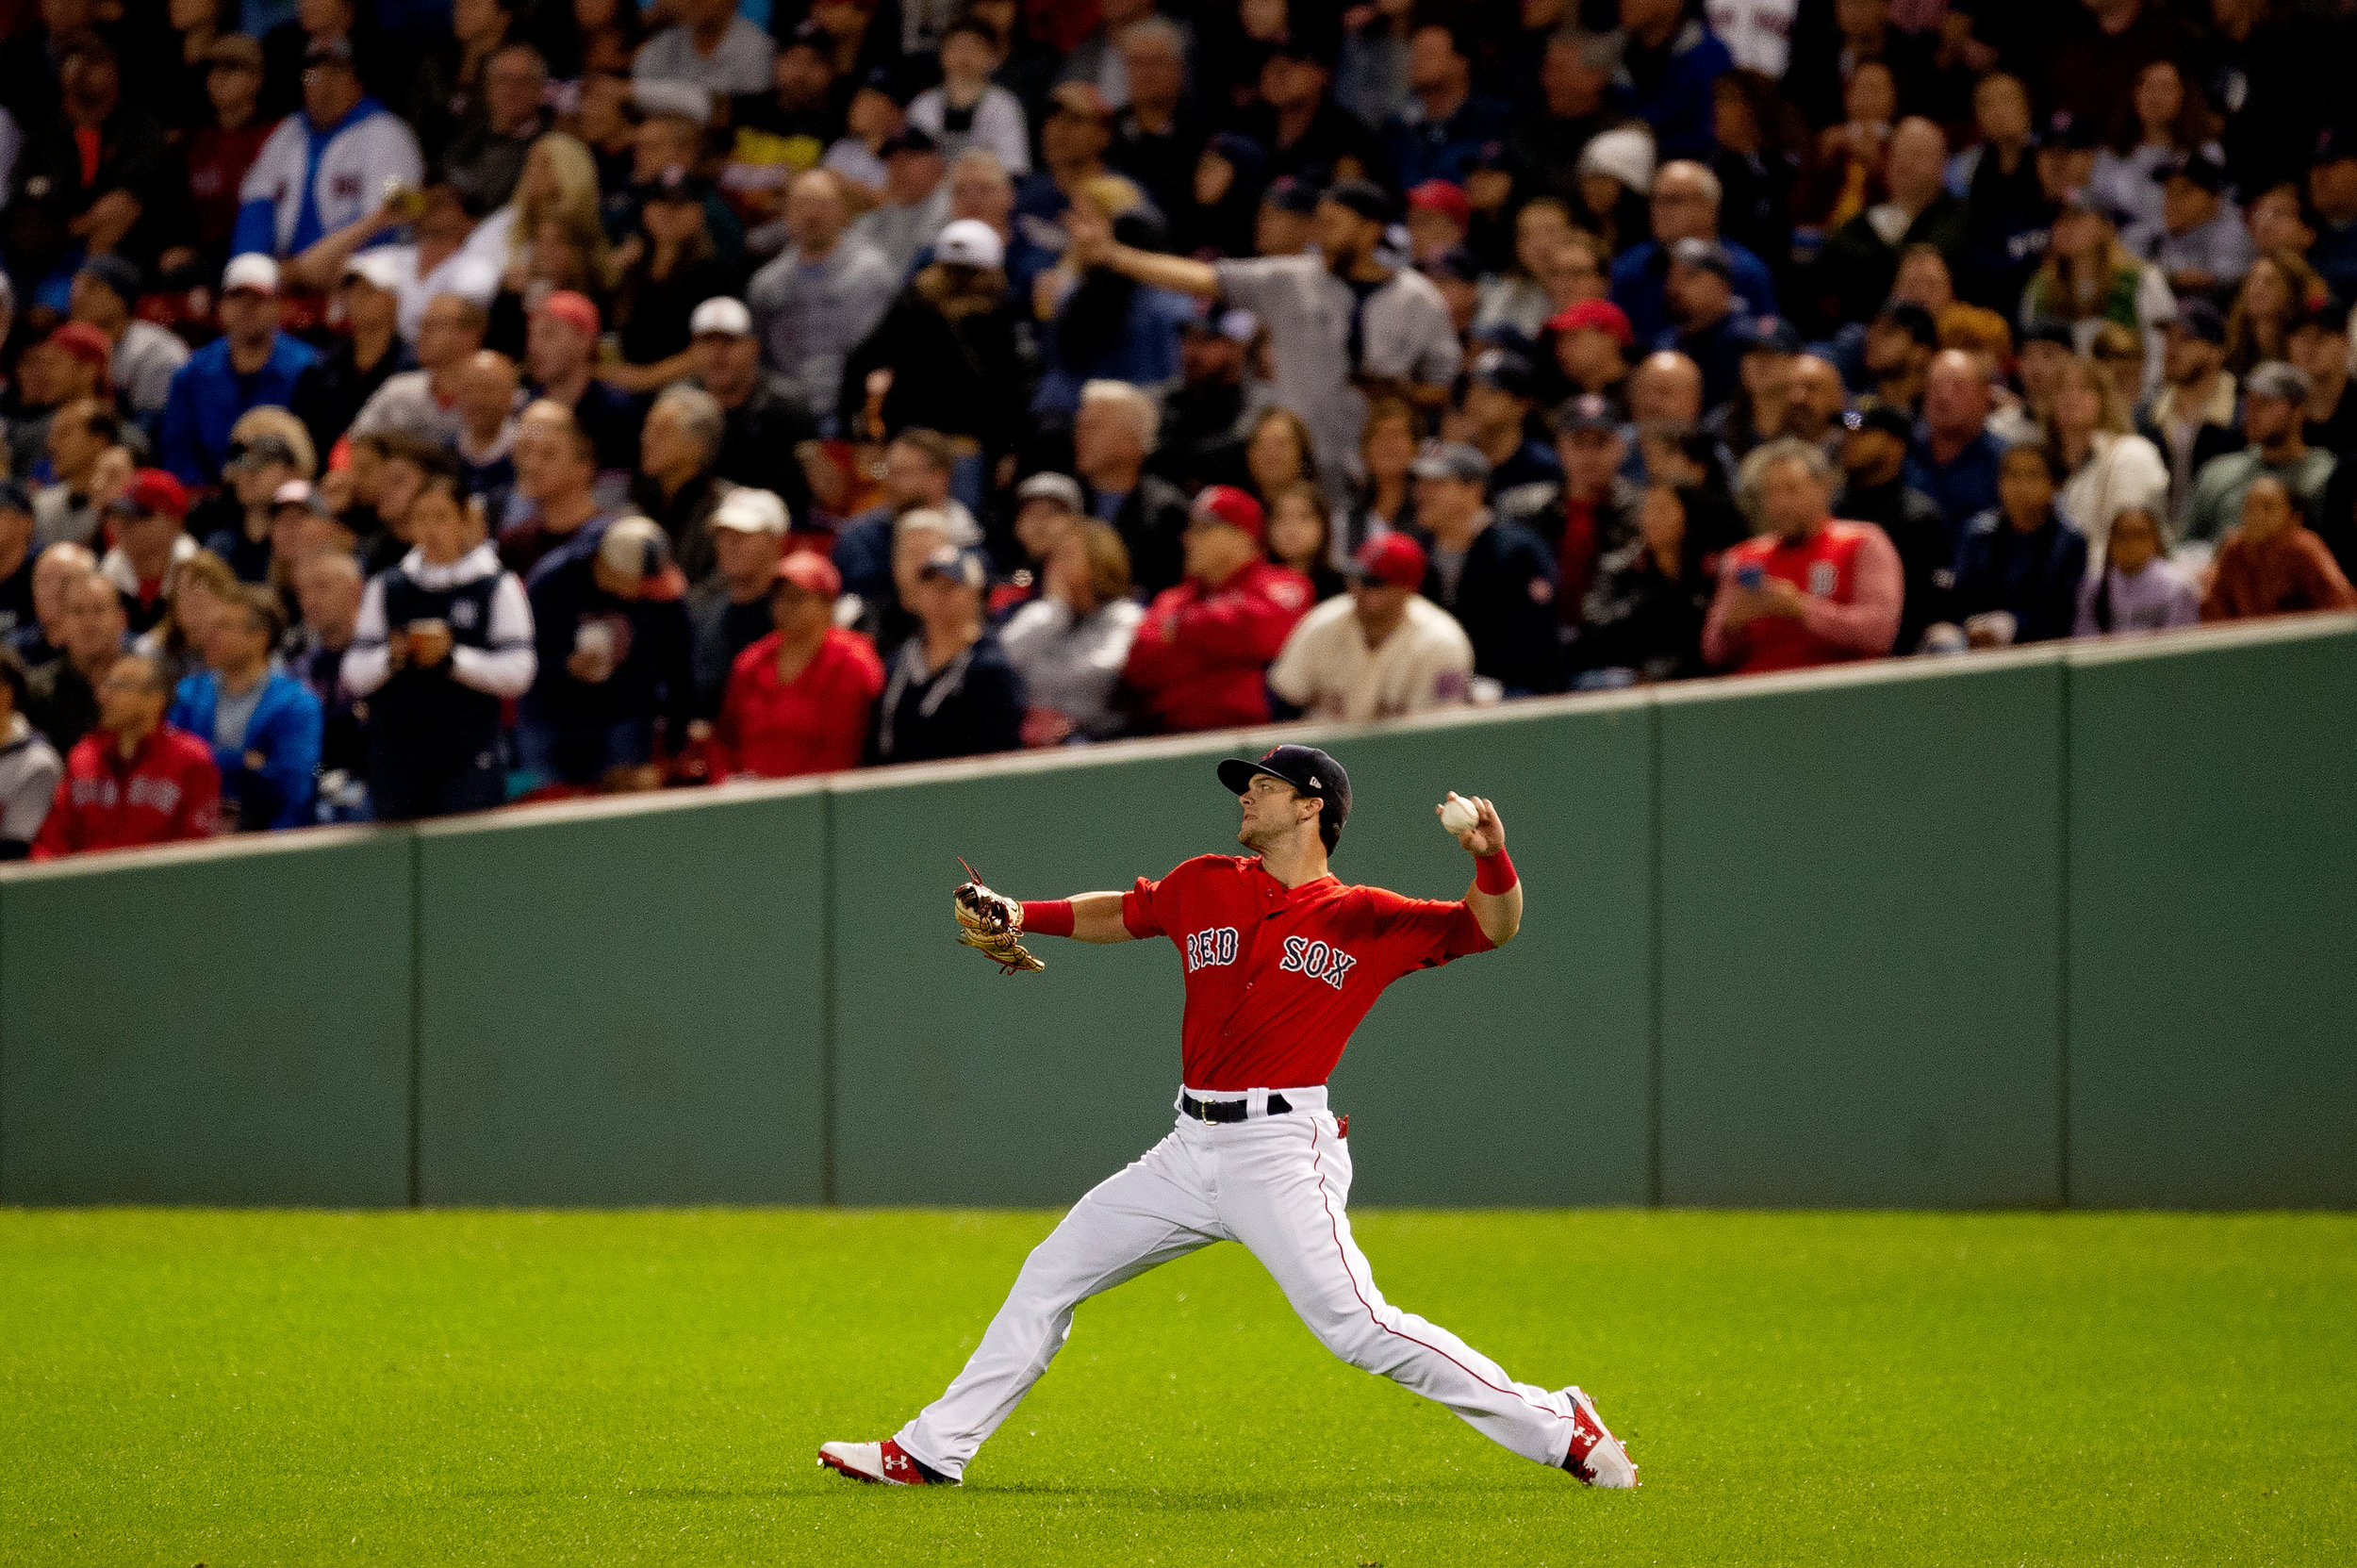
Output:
(1121, 853), (1494, 1092)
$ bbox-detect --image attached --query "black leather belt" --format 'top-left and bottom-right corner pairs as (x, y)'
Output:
(1181, 1092), (1293, 1123)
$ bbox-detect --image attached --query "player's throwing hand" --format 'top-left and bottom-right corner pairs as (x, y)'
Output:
(1437, 792), (1506, 857)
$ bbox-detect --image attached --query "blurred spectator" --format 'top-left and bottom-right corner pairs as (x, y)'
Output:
(2185, 362), (2336, 557)
(2288, 298), (2357, 456)
(2044, 355), (2167, 563)
(1005, 472), (1084, 593)
(2074, 503), (2200, 637)
(1660, 239), (1753, 411)
(1815, 118), (1968, 332)
(0, 649), (62, 858)
(287, 548), (369, 800)
(1506, 28), (1619, 212)
(631, 385), (733, 586)
(167, 583), (321, 831)
(1704, 438), (1900, 673)
(522, 514), (692, 789)
(202, 435), (306, 583)
(1702, 315), (1798, 464)
(1073, 381), (1192, 599)
(1860, 301), (1937, 417)
(1105, 20), (1203, 222)
(350, 291), (488, 444)
(1612, 0), (1732, 162)
(1952, 73), (2044, 311)
(2090, 59), (2216, 250)
(33, 400), (122, 552)
(1574, 126), (1656, 258)
(1340, 398), (1421, 564)
(520, 289), (640, 474)
(832, 430), (982, 607)
(607, 165), (740, 393)
(2147, 153), (2253, 299)
(1611, 159), (1777, 348)
(1263, 484), (1345, 603)
(872, 546), (1024, 763)
(343, 467), (536, 819)
(1016, 82), (1115, 227)
(133, 546), (238, 697)
(1575, 481), (1737, 685)
(1460, 349), (1559, 503)
(842, 219), (1027, 455)
(1404, 180), (1471, 268)
(998, 520), (1145, 744)
(26, 569), (129, 752)
(1904, 350), (2003, 544)
(2224, 252), (2322, 380)
(0, 487), (37, 645)
(748, 172), (900, 429)
(499, 404), (610, 581)
(2019, 190), (2174, 388)
(13, 545), (102, 677)
(1242, 405), (1323, 511)
(1069, 178), (1460, 490)
(1268, 531), (1470, 721)
(1835, 403), (1951, 657)
(2134, 301), (2238, 532)
(69, 256), (187, 428)
(233, 38), (423, 265)
(440, 42), (552, 211)
(1474, 198), (1577, 342)
(687, 297), (816, 528)
(19, 33), (190, 277)
(635, 0), (773, 97)
(157, 256), (321, 486)
(1150, 307), (1269, 494)
(713, 550), (882, 778)
(483, 135), (613, 342)
(102, 470), (199, 635)
(907, 18), (1030, 177)
(1948, 442), (2089, 649)
(2307, 128), (2357, 301)
(33, 651), (220, 858)
(688, 487), (789, 721)
(453, 352), (523, 502)
(850, 129), (950, 279)
(929, 149), (1055, 297)
(1034, 187), (1195, 422)
(1541, 395), (1643, 620)
(1546, 297), (1636, 412)
(1410, 442), (1561, 696)
(288, 253), (417, 460)
(1123, 486), (1312, 733)
(182, 34), (277, 275)
(2199, 476), (2357, 623)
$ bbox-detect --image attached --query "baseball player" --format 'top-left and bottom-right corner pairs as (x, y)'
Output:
(817, 744), (1638, 1490)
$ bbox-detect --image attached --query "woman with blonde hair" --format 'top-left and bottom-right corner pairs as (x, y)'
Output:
(2041, 355), (2167, 561)
(227, 406), (318, 481)
(2223, 250), (2325, 378)
(487, 134), (610, 285)
(997, 520), (1145, 745)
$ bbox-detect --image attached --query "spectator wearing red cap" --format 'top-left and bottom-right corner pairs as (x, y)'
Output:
(70, 256), (189, 428)
(1544, 297), (1635, 414)
(1121, 486), (1314, 733)
(288, 253), (419, 459)
(43, 323), (115, 412)
(1268, 532), (1473, 722)
(99, 471), (199, 636)
(1405, 180), (1473, 266)
(33, 651), (220, 859)
(157, 255), (321, 486)
(522, 289), (644, 475)
(713, 550), (884, 779)
(11, 331), (117, 484)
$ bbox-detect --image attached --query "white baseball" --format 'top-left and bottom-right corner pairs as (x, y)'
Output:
(1439, 796), (1479, 836)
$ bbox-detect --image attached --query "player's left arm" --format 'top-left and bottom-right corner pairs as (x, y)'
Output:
(1440, 792), (1522, 946)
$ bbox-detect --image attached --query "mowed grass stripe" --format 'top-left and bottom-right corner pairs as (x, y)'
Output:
(2, 1210), (2350, 1565)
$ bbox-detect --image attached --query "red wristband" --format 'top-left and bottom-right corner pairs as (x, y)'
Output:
(1475, 850), (1518, 895)
(1020, 899), (1075, 937)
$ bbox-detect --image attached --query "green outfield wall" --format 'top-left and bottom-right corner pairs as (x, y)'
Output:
(2, 616), (2349, 1210)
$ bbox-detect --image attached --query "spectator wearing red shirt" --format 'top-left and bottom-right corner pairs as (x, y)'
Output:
(714, 552), (884, 780)
(1703, 438), (1903, 674)
(33, 651), (220, 858)
(2200, 476), (2357, 622)
(1122, 486), (1314, 734)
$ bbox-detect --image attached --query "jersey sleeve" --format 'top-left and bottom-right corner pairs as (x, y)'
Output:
(1121, 854), (1222, 939)
(1121, 874), (1164, 938)
(1364, 887), (1494, 973)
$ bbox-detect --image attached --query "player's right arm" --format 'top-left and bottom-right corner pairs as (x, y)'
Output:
(1026, 863), (1195, 947)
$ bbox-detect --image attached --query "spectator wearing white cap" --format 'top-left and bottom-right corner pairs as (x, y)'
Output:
(746, 171), (900, 432)
(520, 514), (695, 790)
(688, 487), (791, 721)
(1268, 532), (1472, 723)
(836, 218), (1028, 463)
(69, 256), (188, 429)
(687, 296), (818, 526)
(288, 251), (420, 460)
(157, 256), (321, 487)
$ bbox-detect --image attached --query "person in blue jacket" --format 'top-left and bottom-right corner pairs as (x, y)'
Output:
(168, 582), (324, 831)
(156, 256), (321, 487)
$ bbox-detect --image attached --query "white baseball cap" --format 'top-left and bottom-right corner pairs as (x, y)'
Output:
(342, 248), (404, 293)
(689, 296), (754, 338)
(222, 253), (281, 295)
(935, 219), (1005, 270)
(710, 487), (789, 535)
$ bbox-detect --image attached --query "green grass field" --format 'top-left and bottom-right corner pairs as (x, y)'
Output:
(3, 1209), (2350, 1565)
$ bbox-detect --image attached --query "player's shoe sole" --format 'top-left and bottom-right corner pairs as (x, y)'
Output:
(817, 1439), (956, 1486)
(1558, 1386), (1639, 1489)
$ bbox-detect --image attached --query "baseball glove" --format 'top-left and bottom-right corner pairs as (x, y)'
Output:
(954, 876), (1045, 974)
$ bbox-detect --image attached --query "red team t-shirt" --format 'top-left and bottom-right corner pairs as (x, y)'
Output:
(1121, 853), (1494, 1091)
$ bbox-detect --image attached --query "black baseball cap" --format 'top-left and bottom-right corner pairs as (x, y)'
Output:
(2170, 298), (2227, 345)
(1842, 401), (1913, 442)
(2021, 317), (2076, 351)
(1217, 744), (1351, 844)
(1263, 175), (1321, 216)
(1873, 301), (1940, 350)
(1323, 177), (1393, 226)
(2036, 109), (2099, 153)
(2291, 294), (2349, 337)
(2155, 151), (2228, 193)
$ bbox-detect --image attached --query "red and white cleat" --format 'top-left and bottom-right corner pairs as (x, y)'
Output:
(1558, 1386), (1639, 1489)
(817, 1438), (954, 1486)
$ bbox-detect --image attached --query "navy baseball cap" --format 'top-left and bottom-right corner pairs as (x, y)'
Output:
(1262, 174), (1321, 216)
(1217, 744), (1351, 839)
(1842, 402), (1913, 442)
(2171, 298), (2227, 344)
(2021, 317), (2076, 351)
(1737, 315), (1801, 356)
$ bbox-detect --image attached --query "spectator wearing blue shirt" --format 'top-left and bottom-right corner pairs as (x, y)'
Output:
(1904, 350), (2006, 547)
(157, 256), (321, 487)
(1381, 24), (1511, 190)
(1658, 239), (1755, 413)
(1608, 161), (1778, 348)
(168, 584), (323, 831)
(2306, 129), (2357, 301)
(1609, 0), (1732, 163)
(1948, 441), (2089, 647)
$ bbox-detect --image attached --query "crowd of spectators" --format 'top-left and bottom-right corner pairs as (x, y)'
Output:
(1, 0), (2354, 855)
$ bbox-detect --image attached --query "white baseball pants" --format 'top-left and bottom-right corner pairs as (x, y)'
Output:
(894, 1087), (1587, 1479)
